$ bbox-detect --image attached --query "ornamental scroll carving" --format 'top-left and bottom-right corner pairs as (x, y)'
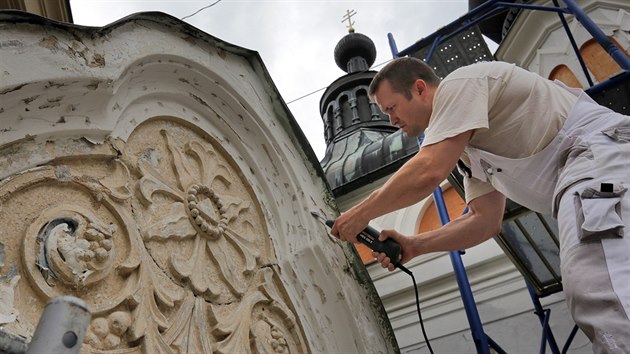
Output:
(0, 118), (309, 354)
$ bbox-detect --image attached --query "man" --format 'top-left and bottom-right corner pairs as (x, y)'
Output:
(330, 57), (630, 353)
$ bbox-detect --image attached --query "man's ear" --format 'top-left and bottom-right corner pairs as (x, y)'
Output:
(414, 79), (426, 95)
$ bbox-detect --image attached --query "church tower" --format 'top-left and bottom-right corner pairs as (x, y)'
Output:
(320, 13), (419, 197)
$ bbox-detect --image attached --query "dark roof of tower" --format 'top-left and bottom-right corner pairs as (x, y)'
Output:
(334, 32), (377, 73)
(320, 29), (421, 196)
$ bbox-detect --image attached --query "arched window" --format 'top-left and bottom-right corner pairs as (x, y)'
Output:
(548, 64), (581, 88)
(580, 37), (629, 82)
(417, 188), (466, 234)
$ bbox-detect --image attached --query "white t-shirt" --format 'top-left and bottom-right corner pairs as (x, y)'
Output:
(422, 61), (578, 203)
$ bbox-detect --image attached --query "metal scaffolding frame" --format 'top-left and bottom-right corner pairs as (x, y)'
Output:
(387, 0), (630, 353)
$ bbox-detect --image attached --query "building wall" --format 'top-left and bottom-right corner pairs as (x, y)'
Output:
(0, 13), (397, 353)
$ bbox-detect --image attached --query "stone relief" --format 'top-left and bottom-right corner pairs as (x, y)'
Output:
(0, 117), (308, 353)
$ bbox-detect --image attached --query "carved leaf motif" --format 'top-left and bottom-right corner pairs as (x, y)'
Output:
(163, 293), (213, 354)
(98, 159), (133, 201)
(224, 228), (260, 276)
(128, 250), (185, 344)
(251, 319), (290, 354)
(115, 208), (143, 276)
(162, 130), (197, 191)
(171, 235), (221, 297)
(221, 194), (250, 224)
(138, 162), (183, 205)
(120, 121), (308, 353)
(142, 325), (176, 354)
(186, 141), (232, 188)
(210, 291), (267, 354)
(257, 267), (297, 325)
(144, 202), (196, 241)
(207, 236), (246, 296)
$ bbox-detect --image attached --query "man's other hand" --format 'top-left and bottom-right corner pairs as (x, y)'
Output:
(373, 229), (416, 271)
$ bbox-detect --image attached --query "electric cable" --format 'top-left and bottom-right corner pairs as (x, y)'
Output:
(181, 0), (223, 21)
(397, 264), (434, 354)
(286, 59), (394, 105)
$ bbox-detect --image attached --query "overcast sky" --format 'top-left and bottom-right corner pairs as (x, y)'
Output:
(70, 0), (475, 160)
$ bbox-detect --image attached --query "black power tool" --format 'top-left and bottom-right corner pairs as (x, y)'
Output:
(310, 211), (402, 265)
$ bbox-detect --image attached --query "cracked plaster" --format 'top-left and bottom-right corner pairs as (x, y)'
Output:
(0, 11), (397, 354)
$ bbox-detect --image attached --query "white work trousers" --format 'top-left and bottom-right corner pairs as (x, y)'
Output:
(465, 87), (630, 353)
(556, 108), (630, 353)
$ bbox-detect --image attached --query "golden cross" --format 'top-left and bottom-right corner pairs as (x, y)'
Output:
(342, 9), (357, 33)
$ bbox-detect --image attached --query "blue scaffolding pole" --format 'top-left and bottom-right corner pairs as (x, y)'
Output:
(387, 0), (629, 353)
(432, 190), (506, 354)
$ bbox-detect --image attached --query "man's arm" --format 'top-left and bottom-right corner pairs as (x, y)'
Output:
(331, 130), (472, 242)
(376, 190), (506, 270)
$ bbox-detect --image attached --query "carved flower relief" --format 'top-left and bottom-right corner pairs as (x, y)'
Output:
(134, 128), (263, 302)
(0, 118), (308, 353)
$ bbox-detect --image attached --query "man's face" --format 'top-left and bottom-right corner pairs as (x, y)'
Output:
(374, 79), (431, 137)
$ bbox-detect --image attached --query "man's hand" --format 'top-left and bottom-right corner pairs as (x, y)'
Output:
(330, 206), (369, 243)
(372, 229), (418, 271)
(374, 190), (506, 271)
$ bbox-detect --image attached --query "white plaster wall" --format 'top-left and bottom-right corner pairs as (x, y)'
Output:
(0, 13), (396, 353)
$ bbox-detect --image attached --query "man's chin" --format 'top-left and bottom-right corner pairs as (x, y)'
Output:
(400, 127), (420, 138)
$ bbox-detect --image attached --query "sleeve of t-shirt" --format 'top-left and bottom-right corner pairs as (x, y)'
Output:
(422, 77), (491, 147)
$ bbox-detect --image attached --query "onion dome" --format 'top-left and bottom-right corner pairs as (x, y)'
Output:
(334, 32), (377, 73)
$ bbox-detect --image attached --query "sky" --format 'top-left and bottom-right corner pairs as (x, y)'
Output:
(70, 0), (478, 160)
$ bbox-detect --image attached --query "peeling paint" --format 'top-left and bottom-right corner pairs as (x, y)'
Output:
(0, 83), (27, 95)
(38, 96), (63, 109)
(85, 80), (99, 90)
(0, 39), (23, 48)
(0, 274), (19, 325)
(21, 95), (39, 104)
(54, 165), (71, 182)
(139, 148), (161, 168)
(38, 35), (59, 51)
(0, 241), (19, 326)
(89, 53), (106, 67)
(44, 81), (65, 89)
(189, 92), (210, 109)
(313, 284), (327, 304)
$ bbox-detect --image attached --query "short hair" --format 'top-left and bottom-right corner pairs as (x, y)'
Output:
(368, 57), (440, 100)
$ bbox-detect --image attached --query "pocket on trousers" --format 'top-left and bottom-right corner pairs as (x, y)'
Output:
(603, 126), (630, 143)
(574, 184), (626, 241)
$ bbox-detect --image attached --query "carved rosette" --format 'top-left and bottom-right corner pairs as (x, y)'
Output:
(0, 118), (309, 353)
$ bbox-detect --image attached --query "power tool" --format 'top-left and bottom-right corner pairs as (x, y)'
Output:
(310, 210), (434, 354)
(310, 211), (402, 265)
